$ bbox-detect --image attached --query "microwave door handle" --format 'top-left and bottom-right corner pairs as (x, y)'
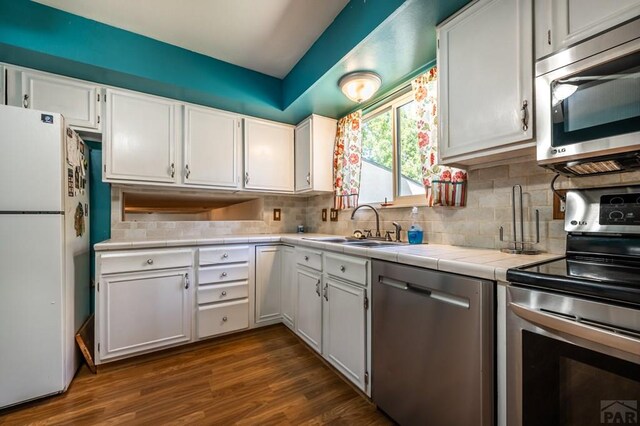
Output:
(510, 302), (640, 356)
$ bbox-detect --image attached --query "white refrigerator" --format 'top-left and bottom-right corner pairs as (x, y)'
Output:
(0, 105), (90, 409)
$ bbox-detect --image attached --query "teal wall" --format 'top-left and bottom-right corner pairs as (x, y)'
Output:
(87, 141), (110, 311)
(0, 0), (469, 124)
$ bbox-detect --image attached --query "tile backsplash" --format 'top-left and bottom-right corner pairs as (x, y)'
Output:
(109, 160), (640, 254)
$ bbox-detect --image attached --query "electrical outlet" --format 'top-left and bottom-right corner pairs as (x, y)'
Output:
(330, 209), (339, 222)
(553, 190), (567, 220)
(322, 208), (327, 222)
(273, 208), (281, 221)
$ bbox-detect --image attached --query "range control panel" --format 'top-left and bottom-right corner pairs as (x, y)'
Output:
(599, 193), (640, 225)
(565, 186), (640, 234)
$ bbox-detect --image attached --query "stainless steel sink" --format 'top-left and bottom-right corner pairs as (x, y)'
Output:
(302, 236), (407, 247)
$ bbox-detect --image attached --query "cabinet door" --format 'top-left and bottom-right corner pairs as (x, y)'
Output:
(183, 106), (240, 188)
(281, 246), (296, 329)
(323, 278), (367, 391)
(255, 246), (282, 324)
(438, 0), (533, 161)
(106, 89), (177, 183)
(98, 269), (192, 361)
(551, 0), (640, 51)
(244, 118), (294, 192)
(295, 268), (323, 353)
(21, 71), (101, 132)
(295, 118), (312, 192)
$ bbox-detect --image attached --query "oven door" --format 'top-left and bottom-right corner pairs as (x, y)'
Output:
(507, 285), (640, 426)
(536, 20), (640, 168)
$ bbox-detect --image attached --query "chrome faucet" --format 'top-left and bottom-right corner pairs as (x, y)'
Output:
(351, 204), (381, 238)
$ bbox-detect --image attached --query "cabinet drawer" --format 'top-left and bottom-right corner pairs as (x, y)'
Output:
(197, 299), (249, 338)
(199, 246), (249, 265)
(100, 249), (193, 275)
(199, 264), (248, 284)
(198, 282), (248, 304)
(296, 248), (322, 271)
(325, 253), (368, 286)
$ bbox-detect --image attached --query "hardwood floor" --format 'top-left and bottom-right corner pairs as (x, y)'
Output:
(0, 325), (392, 425)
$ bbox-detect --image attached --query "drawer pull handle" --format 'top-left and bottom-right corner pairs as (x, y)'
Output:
(340, 265), (346, 272)
(221, 272), (228, 277)
(221, 291), (227, 297)
(222, 316), (228, 322)
(147, 259), (154, 265)
(222, 253), (229, 259)
(323, 283), (328, 301)
(315, 279), (321, 297)
(304, 256), (309, 261)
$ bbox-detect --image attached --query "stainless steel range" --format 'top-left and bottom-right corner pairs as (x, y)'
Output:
(506, 185), (640, 426)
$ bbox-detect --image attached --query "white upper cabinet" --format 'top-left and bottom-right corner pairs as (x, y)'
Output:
(183, 105), (240, 188)
(244, 118), (294, 192)
(20, 70), (102, 133)
(295, 114), (337, 193)
(536, 0), (640, 59)
(438, 0), (534, 165)
(105, 89), (177, 184)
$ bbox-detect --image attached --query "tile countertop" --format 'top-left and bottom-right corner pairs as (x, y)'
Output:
(94, 234), (562, 282)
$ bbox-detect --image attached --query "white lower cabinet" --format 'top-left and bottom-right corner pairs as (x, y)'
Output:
(281, 246), (296, 329)
(97, 268), (192, 362)
(295, 268), (323, 353)
(197, 245), (250, 339)
(198, 299), (249, 339)
(255, 245), (283, 324)
(322, 277), (368, 391)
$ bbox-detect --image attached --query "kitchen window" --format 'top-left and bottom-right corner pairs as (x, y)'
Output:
(359, 92), (426, 205)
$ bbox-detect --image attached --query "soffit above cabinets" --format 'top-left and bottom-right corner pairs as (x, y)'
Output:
(32, 0), (349, 78)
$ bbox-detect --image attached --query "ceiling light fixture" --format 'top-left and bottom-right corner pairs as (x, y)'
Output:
(338, 71), (382, 103)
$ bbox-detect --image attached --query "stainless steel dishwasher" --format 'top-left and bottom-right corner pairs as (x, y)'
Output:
(372, 260), (494, 426)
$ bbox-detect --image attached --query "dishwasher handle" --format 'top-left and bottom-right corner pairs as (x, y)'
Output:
(378, 276), (470, 309)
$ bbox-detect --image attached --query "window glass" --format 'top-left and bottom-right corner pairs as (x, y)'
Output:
(359, 109), (393, 204)
(397, 100), (425, 197)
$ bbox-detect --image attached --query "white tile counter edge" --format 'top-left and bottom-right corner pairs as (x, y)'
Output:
(94, 234), (562, 281)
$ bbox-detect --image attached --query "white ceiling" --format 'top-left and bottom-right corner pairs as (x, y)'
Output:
(33, 0), (349, 78)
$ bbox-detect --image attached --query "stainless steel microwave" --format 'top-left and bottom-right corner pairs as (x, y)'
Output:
(536, 18), (640, 176)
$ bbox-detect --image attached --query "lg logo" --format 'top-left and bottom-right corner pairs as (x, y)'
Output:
(570, 220), (588, 226)
(551, 148), (566, 155)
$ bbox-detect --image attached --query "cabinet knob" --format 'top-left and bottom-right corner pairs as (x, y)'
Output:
(304, 256), (309, 261)
(340, 265), (346, 272)
(146, 259), (154, 265)
(222, 316), (228, 322)
(221, 291), (227, 297)
(222, 253), (229, 259)
(221, 272), (228, 277)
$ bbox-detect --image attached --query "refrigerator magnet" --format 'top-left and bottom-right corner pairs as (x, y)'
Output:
(67, 168), (74, 197)
(74, 203), (85, 237)
(74, 166), (80, 190)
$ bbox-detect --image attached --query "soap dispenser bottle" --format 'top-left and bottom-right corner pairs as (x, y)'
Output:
(407, 207), (424, 244)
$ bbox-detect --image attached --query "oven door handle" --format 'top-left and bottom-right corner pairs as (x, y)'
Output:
(510, 302), (640, 356)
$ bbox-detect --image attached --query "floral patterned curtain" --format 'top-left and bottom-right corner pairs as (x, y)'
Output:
(412, 67), (467, 207)
(333, 110), (363, 210)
